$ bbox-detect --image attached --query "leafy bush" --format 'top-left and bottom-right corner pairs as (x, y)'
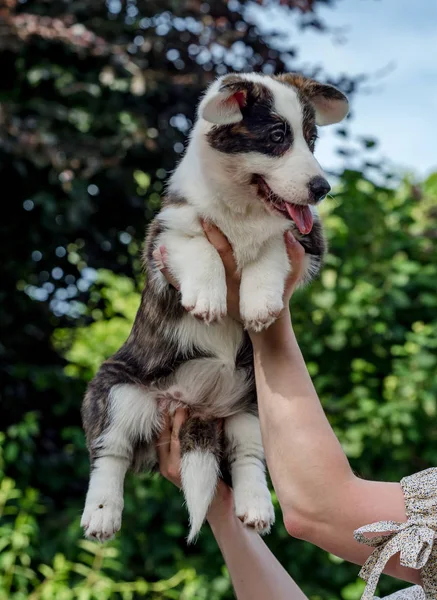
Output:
(9, 170), (430, 600)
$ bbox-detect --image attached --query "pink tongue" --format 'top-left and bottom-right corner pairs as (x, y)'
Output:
(285, 203), (313, 234)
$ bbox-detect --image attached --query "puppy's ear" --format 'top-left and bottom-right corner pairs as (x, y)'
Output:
(276, 74), (349, 126)
(199, 79), (250, 125)
(307, 82), (349, 126)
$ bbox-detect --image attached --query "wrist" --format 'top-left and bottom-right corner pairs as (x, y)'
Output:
(249, 310), (295, 350)
(207, 481), (234, 530)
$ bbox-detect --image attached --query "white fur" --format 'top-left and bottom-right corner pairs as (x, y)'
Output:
(239, 235), (290, 331)
(171, 313), (243, 362)
(225, 413), (274, 534)
(82, 73), (344, 543)
(157, 204), (290, 332)
(81, 384), (161, 541)
(245, 77), (326, 204)
(105, 384), (161, 448)
(160, 223), (227, 323)
(162, 357), (252, 418)
(181, 450), (220, 543)
(161, 74), (334, 334)
(194, 73), (326, 214)
(81, 456), (126, 542)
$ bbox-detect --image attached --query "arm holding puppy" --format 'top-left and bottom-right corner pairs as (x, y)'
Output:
(156, 223), (420, 587)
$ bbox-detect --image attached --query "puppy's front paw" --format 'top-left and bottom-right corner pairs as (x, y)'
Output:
(81, 501), (123, 542)
(240, 297), (283, 332)
(234, 486), (275, 535)
(182, 286), (227, 324)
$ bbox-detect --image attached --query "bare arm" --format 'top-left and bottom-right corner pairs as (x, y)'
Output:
(157, 409), (308, 600)
(207, 482), (308, 600)
(251, 314), (419, 584)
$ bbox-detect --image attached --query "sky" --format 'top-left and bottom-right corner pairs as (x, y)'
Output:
(250, 0), (437, 180)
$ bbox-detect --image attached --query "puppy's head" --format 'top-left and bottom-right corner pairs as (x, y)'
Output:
(197, 72), (348, 234)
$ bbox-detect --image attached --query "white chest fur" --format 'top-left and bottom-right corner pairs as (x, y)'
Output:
(204, 205), (287, 266)
(169, 313), (244, 363)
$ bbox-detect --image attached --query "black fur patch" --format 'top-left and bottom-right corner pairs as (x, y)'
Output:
(207, 81), (292, 157)
(298, 216), (326, 257)
(235, 331), (254, 371)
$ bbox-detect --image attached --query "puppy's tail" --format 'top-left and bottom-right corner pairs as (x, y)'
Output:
(179, 418), (221, 544)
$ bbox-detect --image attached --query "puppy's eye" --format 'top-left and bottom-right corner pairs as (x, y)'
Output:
(270, 130), (285, 143)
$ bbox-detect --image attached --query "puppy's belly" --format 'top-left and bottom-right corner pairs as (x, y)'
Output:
(158, 357), (253, 419)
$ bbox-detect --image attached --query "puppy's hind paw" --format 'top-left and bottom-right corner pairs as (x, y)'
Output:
(81, 501), (122, 542)
(234, 487), (275, 535)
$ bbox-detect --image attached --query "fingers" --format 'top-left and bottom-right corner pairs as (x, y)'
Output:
(201, 220), (239, 281)
(169, 407), (187, 459)
(156, 408), (187, 488)
(171, 408), (187, 441)
(152, 246), (180, 290)
(285, 230), (306, 281)
(156, 410), (172, 464)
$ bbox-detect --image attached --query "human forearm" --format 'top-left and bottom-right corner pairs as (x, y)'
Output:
(207, 482), (308, 600)
(251, 314), (354, 522)
(250, 315), (421, 585)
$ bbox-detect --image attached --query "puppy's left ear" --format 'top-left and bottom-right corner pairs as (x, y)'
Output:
(307, 81), (349, 126)
(277, 74), (349, 126)
(199, 80), (250, 125)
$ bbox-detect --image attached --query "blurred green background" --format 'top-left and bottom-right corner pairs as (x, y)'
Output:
(1, 1), (436, 599)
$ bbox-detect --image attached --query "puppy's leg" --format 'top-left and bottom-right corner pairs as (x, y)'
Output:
(239, 235), (290, 332)
(81, 384), (160, 541)
(159, 229), (227, 324)
(225, 412), (274, 534)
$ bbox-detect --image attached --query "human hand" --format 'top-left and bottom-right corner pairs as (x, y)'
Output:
(154, 223), (306, 324)
(156, 407), (187, 488)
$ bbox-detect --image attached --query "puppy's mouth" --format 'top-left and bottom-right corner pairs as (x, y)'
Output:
(252, 175), (313, 235)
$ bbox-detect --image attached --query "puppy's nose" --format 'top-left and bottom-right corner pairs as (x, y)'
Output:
(308, 176), (330, 203)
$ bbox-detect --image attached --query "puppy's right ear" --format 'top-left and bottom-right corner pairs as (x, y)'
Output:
(199, 80), (249, 125)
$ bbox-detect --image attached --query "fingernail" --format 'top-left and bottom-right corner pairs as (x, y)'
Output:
(285, 230), (297, 244)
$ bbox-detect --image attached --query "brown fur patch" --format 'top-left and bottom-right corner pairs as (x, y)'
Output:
(180, 417), (222, 455)
(220, 73), (246, 88)
(274, 73), (345, 103)
(273, 74), (321, 149)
